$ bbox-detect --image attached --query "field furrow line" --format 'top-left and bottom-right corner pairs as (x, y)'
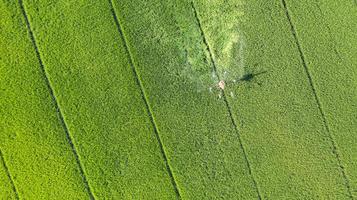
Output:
(18, 1), (95, 199)
(281, 0), (354, 198)
(108, 0), (182, 198)
(190, 1), (262, 199)
(0, 150), (19, 200)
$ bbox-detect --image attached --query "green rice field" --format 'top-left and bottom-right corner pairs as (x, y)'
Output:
(1, 0), (356, 199)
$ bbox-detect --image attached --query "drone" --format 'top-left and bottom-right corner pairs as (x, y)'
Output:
(212, 71), (267, 91)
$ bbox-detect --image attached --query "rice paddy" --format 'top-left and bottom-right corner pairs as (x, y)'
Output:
(1, 0), (356, 199)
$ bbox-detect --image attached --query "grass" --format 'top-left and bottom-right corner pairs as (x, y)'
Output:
(111, 0), (260, 199)
(173, 0), (352, 198)
(284, 0), (357, 197)
(13, 0), (179, 199)
(0, 150), (17, 200)
(0, 0), (356, 199)
(1, 1), (90, 199)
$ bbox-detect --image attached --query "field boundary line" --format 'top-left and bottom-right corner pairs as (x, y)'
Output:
(0, 150), (20, 200)
(190, 2), (262, 199)
(281, 1), (354, 199)
(108, 1), (182, 199)
(18, 1), (96, 199)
